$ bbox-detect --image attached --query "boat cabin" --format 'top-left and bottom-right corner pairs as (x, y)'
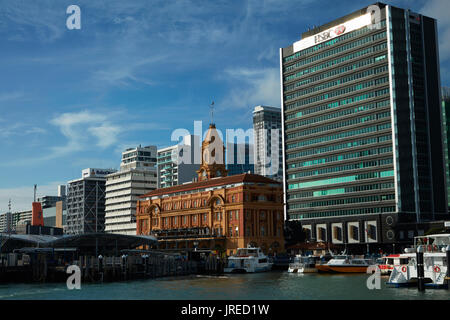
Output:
(414, 234), (450, 253)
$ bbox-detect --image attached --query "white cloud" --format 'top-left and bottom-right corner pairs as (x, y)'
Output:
(91, 56), (164, 88)
(1, 1), (64, 42)
(221, 67), (281, 110)
(49, 110), (123, 157)
(88, 124), (123, 148)
(0, 91), (24, 102)
(0, 181), (64, 213)
(24, 127), (47, 135)
(0, 123), (46, 139)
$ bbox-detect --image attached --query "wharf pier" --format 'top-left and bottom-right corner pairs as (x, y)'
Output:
(0, 249), (225, 284)
(0, 232), (225, 284)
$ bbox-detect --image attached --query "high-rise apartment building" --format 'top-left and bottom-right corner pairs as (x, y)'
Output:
(0, 210), (32, 232)
(66, 168), (117, 234)
(281, 3), (447, 246)
(105, 146), (158, 235)
(37, 184), (67, 209)
(253, 106), (283, 181)
(157, 135), (200, 188)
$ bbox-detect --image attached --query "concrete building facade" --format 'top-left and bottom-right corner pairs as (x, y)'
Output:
(66, 168), (117, 234)
(253, 106), (283, 181)
(105, 146), (158, 235)
(157, 135), (200, 188)
(137, 125), (284, 255)
(0, 210), (32, 232)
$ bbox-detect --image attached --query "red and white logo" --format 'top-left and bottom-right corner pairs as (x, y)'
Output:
(335, 25), (346, 35)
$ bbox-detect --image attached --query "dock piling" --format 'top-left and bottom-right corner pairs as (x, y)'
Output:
(416, 245), (425, 292)
(446, 246), (450, 290)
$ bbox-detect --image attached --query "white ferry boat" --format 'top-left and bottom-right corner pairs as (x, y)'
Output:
(315, 255), (373, 273)
(387, 234), (450, 287)
(377, 254), (411, 275)
(288, 255), (318, 273)
(224, 246), (273, 273)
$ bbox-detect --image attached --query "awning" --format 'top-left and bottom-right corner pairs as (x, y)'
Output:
(0, 232), (157, 254)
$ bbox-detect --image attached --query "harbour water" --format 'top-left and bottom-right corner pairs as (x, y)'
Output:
(1, 271), (449, 300)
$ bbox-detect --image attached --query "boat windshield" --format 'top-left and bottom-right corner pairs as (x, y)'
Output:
(236, 249), (258, 257)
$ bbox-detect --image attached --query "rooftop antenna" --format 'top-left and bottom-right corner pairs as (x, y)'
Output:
(6, 199), (12, 235)
(210, 101), (215, 125)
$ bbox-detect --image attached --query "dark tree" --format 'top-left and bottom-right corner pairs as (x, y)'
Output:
(284, 220), (307, 247)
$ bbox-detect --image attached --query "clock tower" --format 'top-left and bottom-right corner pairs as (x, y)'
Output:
(197, 124), (228, 181)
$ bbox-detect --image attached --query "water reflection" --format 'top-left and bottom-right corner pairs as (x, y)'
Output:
(0, 271), (449, 300)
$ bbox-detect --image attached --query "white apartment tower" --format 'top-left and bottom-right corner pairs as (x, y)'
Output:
(253, 105), (283, 181)
(157, 135), (200, 188)
(105, 146), (158, 235)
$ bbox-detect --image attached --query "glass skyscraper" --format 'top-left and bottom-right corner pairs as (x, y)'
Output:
(280, 3), (447, 245)
(226, 142), (255, 176)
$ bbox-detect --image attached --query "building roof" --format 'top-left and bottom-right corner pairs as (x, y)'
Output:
(253, 105), (281, 113)
(140, 173), (281, 198)
(0, 232), (157, 253)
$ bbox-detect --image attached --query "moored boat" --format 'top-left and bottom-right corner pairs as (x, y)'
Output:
(224, 246), (273, 273)
(315, 255), (373, 273)
(387, 234), (450, 287)
(288, 255), (318, 273)
(377, 254), (409, 275)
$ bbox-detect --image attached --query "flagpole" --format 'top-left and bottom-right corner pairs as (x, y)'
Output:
(210, 101), (215, 125)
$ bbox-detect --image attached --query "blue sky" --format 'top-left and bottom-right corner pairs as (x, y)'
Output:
(1, 0), (449, 212)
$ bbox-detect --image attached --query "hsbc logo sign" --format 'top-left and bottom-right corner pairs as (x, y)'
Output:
(314, 25), (346, 44)
(335, 25), (346, 35)
(293, 13), (373, 54)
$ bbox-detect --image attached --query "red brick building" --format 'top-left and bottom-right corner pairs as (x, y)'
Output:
(136, 124), (285, 256)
